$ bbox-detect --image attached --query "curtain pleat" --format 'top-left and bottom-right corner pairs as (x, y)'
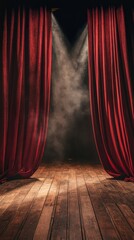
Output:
(87, 6), (134, 181)
(0, 7), (52, 182)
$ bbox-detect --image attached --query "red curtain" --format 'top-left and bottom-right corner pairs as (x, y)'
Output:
(88, 6), (134, 181)
(0, 7), (52, 182)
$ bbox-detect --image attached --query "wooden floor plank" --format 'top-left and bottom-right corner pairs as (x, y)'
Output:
(0, 179), (37, 237)
(83, 172), (120, 240)
(68, 169), (82, 240)
(98, 174), (134, 211)
(33, 172), (60, 240)
(76, 172), (102, 240)
(105, 203), (134, 240)
(97, 173), (134, 240)
(117, 204), (134, 231)
(0, 175), (49, 239)
(0, 169), (55, 240)
(0, 163), (134, 240)
(50, 171), (68, 240)
(17, 172), (55, 240)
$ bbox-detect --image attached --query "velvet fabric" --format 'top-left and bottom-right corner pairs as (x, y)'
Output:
(87, 6), (134, 181)
(0, 7), (52, 182)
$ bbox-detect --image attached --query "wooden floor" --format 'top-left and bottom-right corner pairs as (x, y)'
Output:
(0, 162), (134, 240)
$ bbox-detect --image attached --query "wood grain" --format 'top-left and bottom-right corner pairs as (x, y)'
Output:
(0, 163), (133, 240)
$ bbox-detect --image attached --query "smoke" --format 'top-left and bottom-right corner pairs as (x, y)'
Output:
(45, 14), (89, 160)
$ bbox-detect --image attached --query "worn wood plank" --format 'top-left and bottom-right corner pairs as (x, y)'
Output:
(50, 171), (68, 240)
(83, 172), (120, 240)
(118, 204), (134, 231)
(98, 174), (134, 211)
(97, 174), (134, 240)
(17, 173), (55, 240)
(33, 172), (60, 240)
(76, 172), (102, 240)
(0, 167), (50, 239)
(105, 203), (134, 240)
(0, 179), (37, 236)
(68, 169), (82, 240)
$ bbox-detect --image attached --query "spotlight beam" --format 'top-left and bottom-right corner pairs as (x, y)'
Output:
(47, 15), (89, 158)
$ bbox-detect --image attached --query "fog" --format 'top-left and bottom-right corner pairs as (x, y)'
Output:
(43, 13), (98, 163)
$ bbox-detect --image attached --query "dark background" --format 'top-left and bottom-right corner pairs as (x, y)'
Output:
(43, 8), (99, 164)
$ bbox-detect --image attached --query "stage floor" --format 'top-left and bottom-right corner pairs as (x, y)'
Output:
(0, 162), (134, 240)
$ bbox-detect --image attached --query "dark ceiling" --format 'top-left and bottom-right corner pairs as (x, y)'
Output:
(0, 0), (133, 8)
(53, 8), (87, 43)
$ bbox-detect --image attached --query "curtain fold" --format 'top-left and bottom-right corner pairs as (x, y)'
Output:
(0, 7), (52, 182)
(87, 6), (134, 181)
